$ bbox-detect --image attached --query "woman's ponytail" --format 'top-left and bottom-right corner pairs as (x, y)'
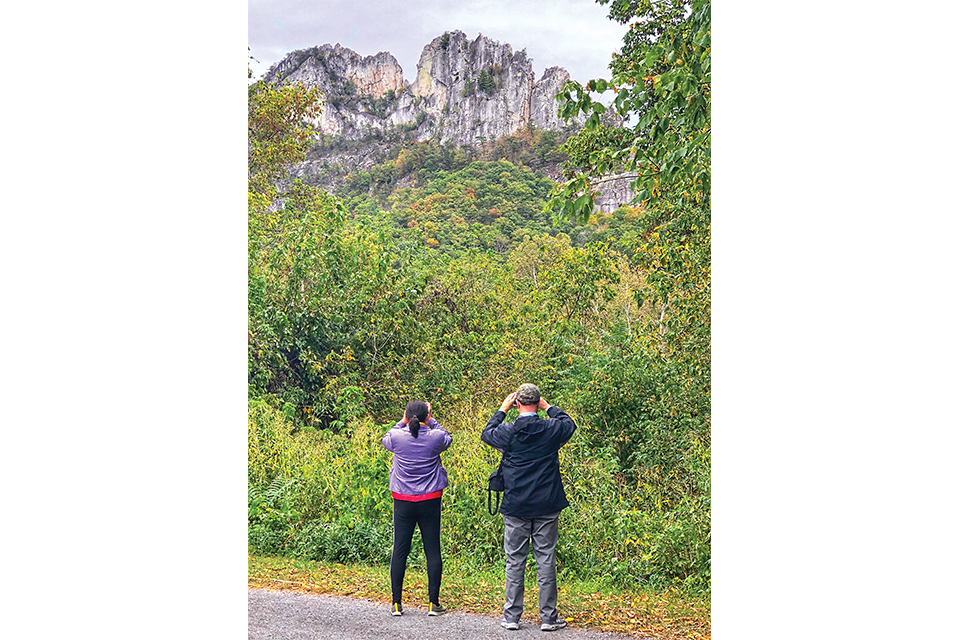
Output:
(404, 400), (429, 439)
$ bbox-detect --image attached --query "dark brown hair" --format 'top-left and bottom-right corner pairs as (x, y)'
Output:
(404, 400), (429, 438)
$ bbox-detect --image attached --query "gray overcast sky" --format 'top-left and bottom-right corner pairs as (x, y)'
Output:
(248, 0), (630, 85)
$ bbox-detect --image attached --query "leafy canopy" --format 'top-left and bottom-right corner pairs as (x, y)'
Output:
(546, 0), (710, 223)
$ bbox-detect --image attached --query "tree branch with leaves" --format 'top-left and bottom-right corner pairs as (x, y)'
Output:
(546, 0), (710, 224)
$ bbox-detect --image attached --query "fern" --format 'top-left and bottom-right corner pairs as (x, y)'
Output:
(264, 476), (298, 505)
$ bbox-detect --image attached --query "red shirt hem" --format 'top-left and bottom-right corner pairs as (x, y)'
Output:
(392, 489), (444, 502)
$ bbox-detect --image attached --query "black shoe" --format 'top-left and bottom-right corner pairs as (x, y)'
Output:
(392, 602), (403, 616)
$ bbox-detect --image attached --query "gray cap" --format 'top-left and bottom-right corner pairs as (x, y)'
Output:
(515, 383), (540, 405)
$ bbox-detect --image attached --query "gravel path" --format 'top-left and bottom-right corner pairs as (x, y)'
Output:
(248, 588), (640, 640)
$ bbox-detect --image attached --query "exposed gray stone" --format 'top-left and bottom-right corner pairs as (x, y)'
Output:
(263, 31), (585, 147)
(262, 32), (636, 212)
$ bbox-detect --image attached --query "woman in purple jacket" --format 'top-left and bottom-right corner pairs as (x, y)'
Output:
(381, 400), (452, 617)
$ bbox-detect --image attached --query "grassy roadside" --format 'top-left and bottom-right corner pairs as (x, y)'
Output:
(249, 554), (710, 639)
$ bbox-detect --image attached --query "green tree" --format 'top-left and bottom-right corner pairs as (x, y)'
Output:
(248, 79), (325, 214)
(248, 79), (343, 415)
(547, 0), (710, 222)
(248, 80), (419, 427)
(477, 68), (496, 95)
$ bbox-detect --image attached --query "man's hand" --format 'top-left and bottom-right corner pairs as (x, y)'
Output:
(538, 397), (550, 411)
(500, 392), (517, 413)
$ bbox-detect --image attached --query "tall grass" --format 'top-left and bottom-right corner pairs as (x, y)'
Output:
(248, 397), (710, 593)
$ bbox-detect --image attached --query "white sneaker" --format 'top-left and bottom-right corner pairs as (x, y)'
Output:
(501, 620), (520, 630)
(541, 620), (567, 631)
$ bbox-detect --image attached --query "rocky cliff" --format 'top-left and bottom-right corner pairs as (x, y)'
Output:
(263, 31), (583, 146)
(262, 32), (632, 213)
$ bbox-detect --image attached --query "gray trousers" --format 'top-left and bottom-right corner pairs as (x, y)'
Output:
(502, 511), (562, 624)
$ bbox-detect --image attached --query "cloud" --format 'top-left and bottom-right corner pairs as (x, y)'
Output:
(248, 0), (627, 83)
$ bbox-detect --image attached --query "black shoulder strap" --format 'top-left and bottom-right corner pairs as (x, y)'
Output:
(487, 483), (501, 515)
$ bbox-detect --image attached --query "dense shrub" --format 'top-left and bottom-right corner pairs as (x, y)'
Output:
(248, 397), (710, 592)
(290, 519), (393, 564)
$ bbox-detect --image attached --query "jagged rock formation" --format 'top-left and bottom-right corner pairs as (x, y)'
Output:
(262, 32), (634, 212)
(529, 66), (578, 132)
(263, 31), (583, 146)
(394, 31), (580, 145)
(265, 44), (406, 139)
(268, 44), (404, 99)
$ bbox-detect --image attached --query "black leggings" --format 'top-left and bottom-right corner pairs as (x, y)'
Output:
(390, 497), (442, 604)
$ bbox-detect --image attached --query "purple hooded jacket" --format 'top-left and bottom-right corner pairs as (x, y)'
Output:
(382, 418), (453, 496)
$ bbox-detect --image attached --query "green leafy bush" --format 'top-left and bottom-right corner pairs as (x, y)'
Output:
(290, 519), (393, 564)
(248, 397), (709, 592)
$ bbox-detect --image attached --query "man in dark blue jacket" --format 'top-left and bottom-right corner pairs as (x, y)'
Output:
(481, 383), (577, 632)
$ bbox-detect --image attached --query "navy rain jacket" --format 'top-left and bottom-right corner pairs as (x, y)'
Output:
(481, 406), (577, 518)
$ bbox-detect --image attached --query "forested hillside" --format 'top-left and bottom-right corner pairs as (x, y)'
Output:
(249, 0), (711, 600)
